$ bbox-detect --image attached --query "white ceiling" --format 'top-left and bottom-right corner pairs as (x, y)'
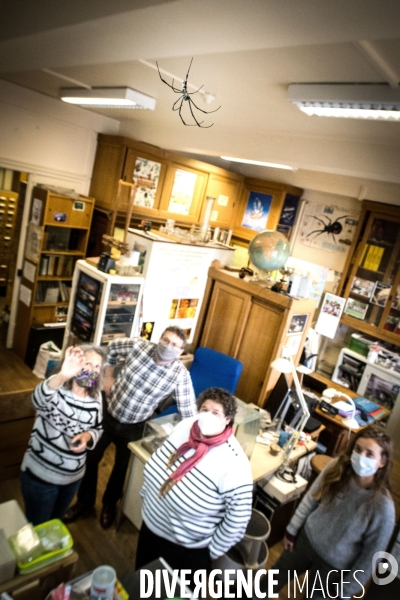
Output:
(2, 0), (400, 200)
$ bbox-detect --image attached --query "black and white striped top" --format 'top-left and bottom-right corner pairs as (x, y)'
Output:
(140, 416), (253, 559)
(21, 377), (103, 485)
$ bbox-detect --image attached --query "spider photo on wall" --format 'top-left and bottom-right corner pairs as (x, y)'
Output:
(156, 57), (221, 128)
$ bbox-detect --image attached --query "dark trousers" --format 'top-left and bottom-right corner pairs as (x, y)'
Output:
(21, 469), (82, 526)
(77, 407), (145, 508)
(135, 521), (211, 591)
(255, 527), (342, 600)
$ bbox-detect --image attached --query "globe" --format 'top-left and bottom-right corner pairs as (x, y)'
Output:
(248, 230), (290, 272)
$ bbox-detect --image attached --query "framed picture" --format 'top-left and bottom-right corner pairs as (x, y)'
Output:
(344, 297), (368, 320)
(133, 157), (161, 209)
(241, 191), (273, 232)
(287, 313), (308, 335)
(25, 222), (43, 264)
(350, 276), (375, 299)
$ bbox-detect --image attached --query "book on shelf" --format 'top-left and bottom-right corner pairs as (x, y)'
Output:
(362, 244), (384, 271)
(39, 256), (49, 275)
(47, 255), (56, 276)
(44, 286), (60, 303)
(56, 255), (66, 276)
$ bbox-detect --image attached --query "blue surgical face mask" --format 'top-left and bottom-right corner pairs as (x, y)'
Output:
(351, 451), (378, 477)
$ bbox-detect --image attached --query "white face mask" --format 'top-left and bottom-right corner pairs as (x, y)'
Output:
(351, 451), (378, 477)
(197, 411), (227, 436)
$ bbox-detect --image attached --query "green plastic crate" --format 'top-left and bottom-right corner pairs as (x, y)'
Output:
(17, 519), (73, 575)
(348, 335), (370, 357)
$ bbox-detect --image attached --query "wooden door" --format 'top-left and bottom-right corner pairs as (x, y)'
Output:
(200, 282), (251, 356)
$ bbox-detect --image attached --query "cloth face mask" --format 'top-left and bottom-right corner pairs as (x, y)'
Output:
(197, 411), (227, 436)
(350, 450), (378, 477)
(75, 369), (99, 389)
(155, 343), (181, 363)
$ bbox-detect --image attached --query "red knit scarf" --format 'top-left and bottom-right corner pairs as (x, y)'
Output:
(158, 420), (233, 496)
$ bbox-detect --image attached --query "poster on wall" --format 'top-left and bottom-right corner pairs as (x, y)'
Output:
(298, 203), (360, 253)
(167, 169), (197, 215)
(315, 293), (346, 339)
(133, 157), (161, 208)
(241, 191), (272, 231)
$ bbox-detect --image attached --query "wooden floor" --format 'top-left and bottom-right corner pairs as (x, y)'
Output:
(1, 447), (400, 595)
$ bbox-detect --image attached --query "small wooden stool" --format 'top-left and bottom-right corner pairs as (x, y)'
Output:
(311, 454), (334, 476)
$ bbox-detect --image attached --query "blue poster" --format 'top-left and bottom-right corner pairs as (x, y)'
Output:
(241, 191), (273, 231)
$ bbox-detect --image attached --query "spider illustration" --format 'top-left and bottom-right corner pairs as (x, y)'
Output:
(306, 214), (349, 242)
(156, 57), (221, 128)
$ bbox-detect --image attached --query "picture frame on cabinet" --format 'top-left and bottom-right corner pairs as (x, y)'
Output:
(287, 313), (308, 335)
(133, 157), (161, 209)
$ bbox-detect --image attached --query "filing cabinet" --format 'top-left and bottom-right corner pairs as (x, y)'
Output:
(0, 191), (18, 291)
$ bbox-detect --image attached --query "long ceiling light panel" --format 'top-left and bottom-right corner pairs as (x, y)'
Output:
(60, 87), (156, 109)
(287, 84), (400, 121)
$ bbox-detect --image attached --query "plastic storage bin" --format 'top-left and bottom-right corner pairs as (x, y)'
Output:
(15, 519), (73, 575)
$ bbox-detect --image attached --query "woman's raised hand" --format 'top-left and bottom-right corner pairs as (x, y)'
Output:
(60, 346), (86, 379)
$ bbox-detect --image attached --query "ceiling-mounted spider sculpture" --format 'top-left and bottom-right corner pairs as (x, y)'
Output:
(156, 57), (221, 128)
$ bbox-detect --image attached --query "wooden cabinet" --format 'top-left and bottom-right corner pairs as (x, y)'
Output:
(338, 201), (400, 346)
(89, 134), (244, 231)
(193, 267), (316, 406)
(13, 186), (94, 364)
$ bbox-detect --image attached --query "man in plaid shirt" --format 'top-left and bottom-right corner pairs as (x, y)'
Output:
(64, 326), (196, 529)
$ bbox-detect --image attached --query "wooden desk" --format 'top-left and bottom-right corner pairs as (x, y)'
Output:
(0, 550), (78, 600)
(315, 405), (390, 456)
(121, 437), (317, 530)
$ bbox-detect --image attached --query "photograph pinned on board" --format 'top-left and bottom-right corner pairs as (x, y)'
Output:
(350, 276), (375, 299)
(141, 321), (154, 341)
(169, 299), (179, 319)
(177, 298), (199, 319)
(344, 297), (369, 320)
(287, 314), (308, 335)
(371, 281), (391, 307)
(315, 293), (346, 339)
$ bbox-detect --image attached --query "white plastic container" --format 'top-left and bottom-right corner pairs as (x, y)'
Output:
(90, 565), (116, 600)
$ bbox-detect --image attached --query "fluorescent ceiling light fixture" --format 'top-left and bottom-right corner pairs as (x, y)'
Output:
(221, 156), (296, 171)
(60, 87), (156, 110)
(287, 84), (400, 121)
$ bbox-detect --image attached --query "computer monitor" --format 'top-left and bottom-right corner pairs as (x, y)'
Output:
(264, 373), (292, 429)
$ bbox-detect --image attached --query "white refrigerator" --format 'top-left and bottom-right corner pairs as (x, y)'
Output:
(126, 229), (234, 344)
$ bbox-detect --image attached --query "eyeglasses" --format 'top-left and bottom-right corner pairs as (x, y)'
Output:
(160, 337), (184, 350)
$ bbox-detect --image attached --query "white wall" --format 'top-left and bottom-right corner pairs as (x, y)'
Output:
(290, 190), (361, 273)
(0, 79), (120, 347)
(0, 79), (119, 193)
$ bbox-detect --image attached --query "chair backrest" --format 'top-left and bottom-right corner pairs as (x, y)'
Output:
(189, 347), (243, 398)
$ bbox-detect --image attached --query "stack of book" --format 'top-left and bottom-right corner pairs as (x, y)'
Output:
(353, 397), (387, 423)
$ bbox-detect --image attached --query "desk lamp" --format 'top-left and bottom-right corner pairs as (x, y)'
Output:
(328, 390), (360, 430)
(270, 349), (310, 483)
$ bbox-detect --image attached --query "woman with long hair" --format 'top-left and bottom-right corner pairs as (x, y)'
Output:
(256, 425), (395, 599)
(20, 345), (105, 525)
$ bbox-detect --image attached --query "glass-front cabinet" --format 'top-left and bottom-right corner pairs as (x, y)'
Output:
(339, 202), (400, 344)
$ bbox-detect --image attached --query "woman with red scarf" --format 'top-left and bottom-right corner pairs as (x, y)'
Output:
(135, 387), (253, 580)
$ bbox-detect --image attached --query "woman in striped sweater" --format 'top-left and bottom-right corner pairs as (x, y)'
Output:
(20, 345), (105, 525)
(136, 387), (253, 583)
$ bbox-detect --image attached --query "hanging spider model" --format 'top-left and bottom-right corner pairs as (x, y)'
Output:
(306, 214), (349, 242)
(156, 57), (220, 128)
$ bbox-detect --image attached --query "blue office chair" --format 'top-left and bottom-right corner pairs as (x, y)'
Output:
(155, 347), (243, 418)
(189, 346), (243, 397)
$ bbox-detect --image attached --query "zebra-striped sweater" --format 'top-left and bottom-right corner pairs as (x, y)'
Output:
(140, 416), (253, 559)
(21, 377), (103, 485)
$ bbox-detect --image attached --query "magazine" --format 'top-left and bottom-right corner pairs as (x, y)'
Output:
(371, 281), (391, 307)
(350, 276), (375, 299)
(344, 298), (368, 320)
